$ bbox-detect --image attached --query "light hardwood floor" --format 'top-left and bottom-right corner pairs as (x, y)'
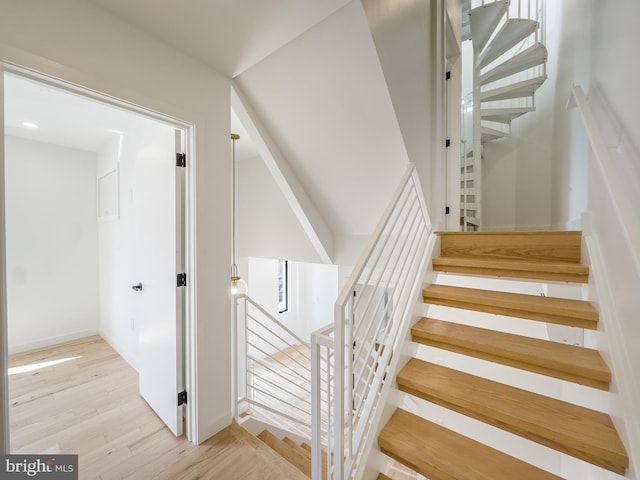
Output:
(8, 336), (306, 479)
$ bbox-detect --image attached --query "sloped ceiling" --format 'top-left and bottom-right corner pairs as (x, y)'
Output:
(85, 0), (411, 257)
(87, 0), (352, 77)
(234, 1), (409, 238)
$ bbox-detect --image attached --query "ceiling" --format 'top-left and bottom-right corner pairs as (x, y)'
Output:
(3, 73), (156, 153)
(4, 71), (260, 160)
(87, 0), (353, 78)
(3, 0), (410, 248)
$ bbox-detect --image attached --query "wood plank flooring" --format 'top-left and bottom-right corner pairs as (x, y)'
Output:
(8, 335), (306, 479)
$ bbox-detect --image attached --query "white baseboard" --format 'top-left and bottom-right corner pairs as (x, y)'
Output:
(8, 328), (99, 355)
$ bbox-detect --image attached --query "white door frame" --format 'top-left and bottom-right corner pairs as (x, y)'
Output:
(0, 62), (198, 449)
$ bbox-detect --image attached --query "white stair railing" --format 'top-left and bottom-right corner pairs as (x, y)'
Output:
(231, 293), (315, 439)
(311, 163), (433, 480)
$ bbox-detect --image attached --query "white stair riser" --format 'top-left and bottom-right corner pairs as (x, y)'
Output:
(392, 388), (564, 476)
(434, 271), (555, 293)
(408, 342), (612, 413)
(419, 303), (556, 340)
(393, 389), (626, 480)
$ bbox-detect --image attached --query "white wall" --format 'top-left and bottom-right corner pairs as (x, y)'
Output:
(4, 136), (99, 353)
(237, 155), (322, 264)
(0, 0), (231, 443)
(361, 0), (445, 228)
(549, 0), (640, 475)
(96, 134), (135, 367)
(247, 258), (338, 342)
(549, 0), (592, 230)
(235, 0), (408, 250)
(296, 261), (339, 338)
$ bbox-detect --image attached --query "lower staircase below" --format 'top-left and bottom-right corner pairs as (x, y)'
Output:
(257, 429), (312, 477)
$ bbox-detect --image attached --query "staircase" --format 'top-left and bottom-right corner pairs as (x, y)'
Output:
(376, 231), (629, 479)
(255, 428), (329, 479)
(257, 429), (313, 477)
(462, 0), (548, 230)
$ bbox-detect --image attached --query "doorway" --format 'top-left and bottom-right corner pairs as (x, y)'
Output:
(1, 69), (193, 448)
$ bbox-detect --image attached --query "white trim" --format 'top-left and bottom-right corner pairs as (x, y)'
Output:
(0, 64), (198, 444)
(0, 67), (10, 454)
(585, 233), (640, 476)
(183, 121), (198, 443)
(8, 329), (100, 356)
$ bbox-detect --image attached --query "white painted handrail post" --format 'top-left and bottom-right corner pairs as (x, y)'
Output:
(311, 163), (432, 479)
(412, 168), (431, 231)
(231, 294), (238, 421)
(311, 334), (322, 480)
(334, 302), (346, 480)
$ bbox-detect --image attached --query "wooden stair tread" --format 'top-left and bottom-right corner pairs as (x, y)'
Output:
(376, 474), (393, 480)
(379, 409), (563, 480)
(437, 231), (582, 263)
(283, 437), (312, 461)
(423, 284), (599, 329)
(300, 440), (328, 479)
(432, 256), (589, 283)
(412, 318), (610, 390)
(397, 359), (628, 475)
(257, 430), (311, 477)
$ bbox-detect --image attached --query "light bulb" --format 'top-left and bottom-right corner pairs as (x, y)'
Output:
(230, 277), (248, 296)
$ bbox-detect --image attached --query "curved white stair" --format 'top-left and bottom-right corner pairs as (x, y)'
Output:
(479, 42), (547, 85)
(468, 0), (508, 52)
(481, 125), (509, 142)
(481, 107), (535, 123)
(478, 19), (539, 68)
(462, 0), (549, 230)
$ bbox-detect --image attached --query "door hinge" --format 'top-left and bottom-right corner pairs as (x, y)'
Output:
(177, 273), (187, 287)
(178, 390), (188, 406)
(445, 138), (451, 148)
(445, 206), (450, 215)
(446, 71), (451, 80)
(176, 153), (186, 168)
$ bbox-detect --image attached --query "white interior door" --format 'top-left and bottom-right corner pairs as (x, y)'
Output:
(132, 122), (184, 436)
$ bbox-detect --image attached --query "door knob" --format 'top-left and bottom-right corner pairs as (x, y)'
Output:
(132, 282), (143, 291)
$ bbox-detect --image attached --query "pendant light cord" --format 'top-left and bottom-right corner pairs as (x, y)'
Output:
(231, 133), (240, 280)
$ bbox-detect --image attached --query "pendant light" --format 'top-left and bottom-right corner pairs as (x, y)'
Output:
(230, 132), (247, 295)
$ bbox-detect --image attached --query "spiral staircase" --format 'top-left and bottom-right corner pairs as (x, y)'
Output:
(461, 0), (548, 230)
